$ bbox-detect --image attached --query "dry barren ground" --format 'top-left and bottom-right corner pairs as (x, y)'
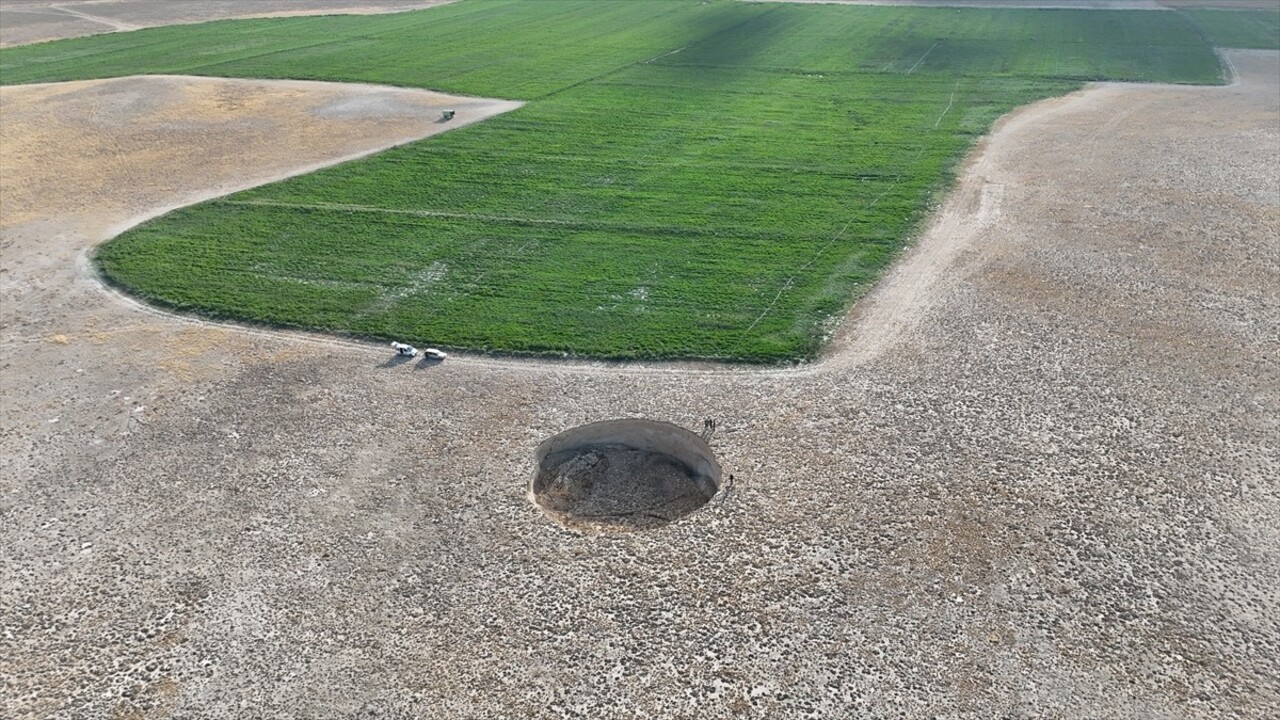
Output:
(0, 0), (454, 47)
(1, 51), (1278, 720)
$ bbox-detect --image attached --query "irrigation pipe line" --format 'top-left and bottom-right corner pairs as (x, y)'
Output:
(906, 41), (939, 75)
(934, 80), (960, 129)
(743, 182), (898, 333)
(745, 73), (978, 338)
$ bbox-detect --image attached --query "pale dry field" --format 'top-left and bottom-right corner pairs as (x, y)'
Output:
(0, 45), (1277, 720)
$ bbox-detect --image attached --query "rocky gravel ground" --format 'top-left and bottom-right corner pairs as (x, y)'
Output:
(1, 52), (1277, 719)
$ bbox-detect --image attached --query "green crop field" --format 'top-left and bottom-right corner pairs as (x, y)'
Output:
(0, 0), (1226, 361)
(1184, 9), (1280, 50)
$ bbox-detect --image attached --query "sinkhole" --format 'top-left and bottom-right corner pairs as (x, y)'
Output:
(531, 419), (721, 532)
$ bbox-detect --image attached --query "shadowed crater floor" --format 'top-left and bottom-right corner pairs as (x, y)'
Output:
(532, 419), (721, 532)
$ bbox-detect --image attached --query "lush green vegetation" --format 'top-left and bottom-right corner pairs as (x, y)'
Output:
(1184, 8), (1280, 50)
(0, 1), (1225, 91)
(1, 1), (1226, 361)
(0, 0), (739, 97)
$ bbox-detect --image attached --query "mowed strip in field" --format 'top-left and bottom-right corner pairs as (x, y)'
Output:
(0, 0), (1227, 361)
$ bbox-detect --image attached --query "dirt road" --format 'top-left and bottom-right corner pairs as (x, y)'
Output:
(1, 52), (1276, 719)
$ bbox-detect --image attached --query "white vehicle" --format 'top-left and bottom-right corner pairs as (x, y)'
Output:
(390, 341), (418, 357)
(422, 348), (448, 360)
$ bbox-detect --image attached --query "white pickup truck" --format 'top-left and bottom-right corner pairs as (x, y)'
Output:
(391, 342), (447, 360)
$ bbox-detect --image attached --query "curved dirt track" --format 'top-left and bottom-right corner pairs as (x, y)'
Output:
(2, 53), (1278, 720)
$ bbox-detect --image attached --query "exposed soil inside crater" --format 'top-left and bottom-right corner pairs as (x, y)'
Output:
(534, 444), (717, 531)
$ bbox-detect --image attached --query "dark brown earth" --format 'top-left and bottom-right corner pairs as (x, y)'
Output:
(534, 444), (715, 530)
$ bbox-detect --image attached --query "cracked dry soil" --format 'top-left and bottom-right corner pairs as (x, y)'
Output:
(1, 51), (1277, 720)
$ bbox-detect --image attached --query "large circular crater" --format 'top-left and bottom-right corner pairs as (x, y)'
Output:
(531, 419), (721, 532)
